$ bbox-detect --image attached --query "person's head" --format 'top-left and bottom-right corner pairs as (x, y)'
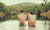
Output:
(30, 11), (33, 15)
(20, 10), (24, 13)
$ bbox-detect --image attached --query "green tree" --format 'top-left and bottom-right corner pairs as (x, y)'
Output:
(42, 2), (50, 10)
(0, 2), (5, 12)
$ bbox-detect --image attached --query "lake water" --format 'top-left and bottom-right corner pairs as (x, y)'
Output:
(0, 20), (50, 30)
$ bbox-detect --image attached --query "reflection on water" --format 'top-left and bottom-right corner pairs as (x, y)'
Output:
(0, 20), (49, 30)
(44, 21), (50, 30)
(48, 21), (50, 30)
(19, 27), (25, 30)
(28, 27), (36, 30)
(19, 26), (36, 30)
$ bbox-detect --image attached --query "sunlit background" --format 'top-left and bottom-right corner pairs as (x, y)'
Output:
(0, 0), (50, 5)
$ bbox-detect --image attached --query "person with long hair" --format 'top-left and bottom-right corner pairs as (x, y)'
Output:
(28, 11), (36, 27)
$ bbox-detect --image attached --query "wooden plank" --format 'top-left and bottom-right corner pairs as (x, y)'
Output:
(40, 10), (50, 19)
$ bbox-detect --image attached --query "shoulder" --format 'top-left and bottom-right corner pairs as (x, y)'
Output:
(17, 15), (20, 17)
(28, 15), (31, 17)
(33, 15), (36, 18)
(34, 15), (36, 16)
(24, 14), (27, 17)
(23, 14), (26, 16)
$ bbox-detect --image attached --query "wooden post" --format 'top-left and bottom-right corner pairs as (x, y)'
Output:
(48, 10), (50, 21)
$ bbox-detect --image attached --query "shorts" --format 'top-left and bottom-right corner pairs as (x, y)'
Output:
(28, 21), (35, 27)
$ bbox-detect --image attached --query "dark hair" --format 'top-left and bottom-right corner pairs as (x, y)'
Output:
(20, 10), (23, 13)
(30, 11), (33, 15)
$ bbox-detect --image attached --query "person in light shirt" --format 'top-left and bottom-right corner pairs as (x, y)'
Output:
(17, 10), (27, 26)
(28, 11), (36, 27)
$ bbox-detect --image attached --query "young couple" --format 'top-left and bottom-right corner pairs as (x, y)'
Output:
(17, 10), (36, 27)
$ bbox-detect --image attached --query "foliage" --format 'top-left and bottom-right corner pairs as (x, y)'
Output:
(0, 2), (50, 20)
(0, 2), (5, 12)
(43, 2), (50, 10)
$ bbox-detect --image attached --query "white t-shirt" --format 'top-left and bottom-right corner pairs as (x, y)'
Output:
(28, 15), (36, 22)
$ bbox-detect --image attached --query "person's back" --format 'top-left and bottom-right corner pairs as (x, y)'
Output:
(17, 10), (27, 26)
(28, 11), (36, 27)
(18, 13), (26, 22)
(28, 15), (36, 22)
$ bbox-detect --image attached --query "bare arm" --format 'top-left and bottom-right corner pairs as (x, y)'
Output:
(34, 15), (36, 23)
(17, 15), (20, 21)
(25, 16), (27, 21)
